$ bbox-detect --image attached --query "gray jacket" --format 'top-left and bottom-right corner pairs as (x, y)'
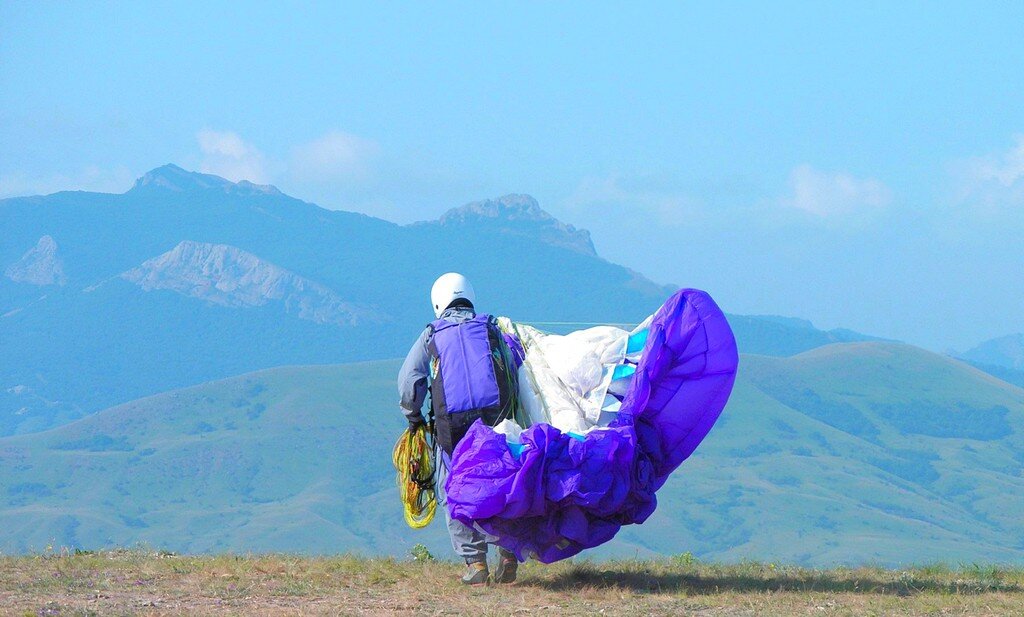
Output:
(397, 306), (477, 422)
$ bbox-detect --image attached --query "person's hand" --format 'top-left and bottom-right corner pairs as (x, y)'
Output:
(408, 414), (426, 432)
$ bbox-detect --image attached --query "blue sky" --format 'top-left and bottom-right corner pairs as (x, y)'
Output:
(2, 2), (1022, 350)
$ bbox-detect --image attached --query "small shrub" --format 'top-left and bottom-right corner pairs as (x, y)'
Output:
(53, 434), (133, 452)
(189, 422), (216, 435)
(409, 543), (435, 561)
(7, 482), (51, 498)
(671, 551), (698, 567)
(729, 440), (782, 458)
(247, 403), (267, 420)
(872, 401), (1012, 440)
(814, 515), (838, 531)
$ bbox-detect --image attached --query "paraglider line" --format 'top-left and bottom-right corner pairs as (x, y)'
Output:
(520, 321), (638, 328)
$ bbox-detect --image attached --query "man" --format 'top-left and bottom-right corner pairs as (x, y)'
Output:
(397, 272), (519, 585)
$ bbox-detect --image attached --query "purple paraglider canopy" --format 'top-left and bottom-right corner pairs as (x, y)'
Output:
(444, 288), (739, 562)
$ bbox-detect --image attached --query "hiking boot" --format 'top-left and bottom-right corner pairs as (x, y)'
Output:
(493, 548), (518, 584)
(461, 561), (489, 586)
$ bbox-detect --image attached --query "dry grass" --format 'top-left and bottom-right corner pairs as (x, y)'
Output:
(0, 549), (1021, 616)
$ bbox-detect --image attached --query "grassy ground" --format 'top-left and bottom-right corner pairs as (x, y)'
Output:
(0, 550), (1021, 616)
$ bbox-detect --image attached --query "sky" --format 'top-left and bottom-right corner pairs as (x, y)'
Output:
(1, 2), (1022, 351)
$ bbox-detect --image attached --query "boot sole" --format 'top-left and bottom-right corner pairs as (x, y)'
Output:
(461, 570), (490, 586)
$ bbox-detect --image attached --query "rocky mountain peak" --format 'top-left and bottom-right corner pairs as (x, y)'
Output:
(438, 194), (596, 256)
(120, 241), (373, 326)
(440, 194), (545, 223)
(129, 164), (282, 197)
(4, 235), (67, 286)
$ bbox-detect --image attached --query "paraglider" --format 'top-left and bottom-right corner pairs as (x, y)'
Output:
(444, 288), (738, 563)
(396, 283), (738, 567)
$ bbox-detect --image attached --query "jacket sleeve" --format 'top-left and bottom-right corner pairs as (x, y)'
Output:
(397, 327), (432, 420)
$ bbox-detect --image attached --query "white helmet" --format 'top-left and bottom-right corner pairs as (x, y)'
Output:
(430, 272), (476, 318)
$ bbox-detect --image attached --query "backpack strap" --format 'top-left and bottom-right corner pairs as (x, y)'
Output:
(424, 322), (437, 434)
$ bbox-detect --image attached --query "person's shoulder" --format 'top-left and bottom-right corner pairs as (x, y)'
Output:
(416, 323), (435, 342)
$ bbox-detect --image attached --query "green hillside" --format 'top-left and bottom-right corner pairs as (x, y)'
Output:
(1, 343), (1022, 566)
(618, 343), (1024, 565)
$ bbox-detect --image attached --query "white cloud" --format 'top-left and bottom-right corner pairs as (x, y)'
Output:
(782, 164), (891, 218)
(186, 128), (389, 213)
(197, 129), (267, 183)
(955, 135), (1024, 213)
(563, 173), (704, 226)
(288, 131), (380, 184)
(968, 135), (1024, 186)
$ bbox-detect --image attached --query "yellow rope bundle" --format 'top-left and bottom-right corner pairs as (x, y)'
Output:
(392, 424), (437, 529)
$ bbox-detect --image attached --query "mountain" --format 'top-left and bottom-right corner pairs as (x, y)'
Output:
(433, 194), (597, 256)
(129, 164), (283, 197)
(1, 165), (684, 434)
(4, 235), (67, 286)
(726, 314), (887, 357)
(1, 342), (1021, 565)
(1, 164), (878, 437)
(960, 333), (1024, 371)
(954, 334), (1024, 389)
(118, 241), (377, 326)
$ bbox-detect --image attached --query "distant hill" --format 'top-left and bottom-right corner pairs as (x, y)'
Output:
(1, 342), (1020, 566)
(726, 314), (886, 357)
(955, 337), (1024, 389)
(1, 165), (878, 436)
(954, 333), (1024, 389)
(960, 333), (1024, 372)
(959, 362), (1024, 390)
